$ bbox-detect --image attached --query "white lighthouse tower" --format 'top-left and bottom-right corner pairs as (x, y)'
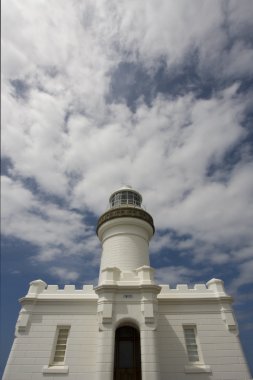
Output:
(97, 185), (154, 279)
(3, 187), (251, 380)
(95, 185), (161, 380)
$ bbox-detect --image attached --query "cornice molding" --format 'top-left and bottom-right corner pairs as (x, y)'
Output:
(97, 207), (155, 234)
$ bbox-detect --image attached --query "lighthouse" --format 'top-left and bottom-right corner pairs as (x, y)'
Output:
(97, 185), (154, 280)
(95, 185), (161, 380)
(2, 187), (251, 380)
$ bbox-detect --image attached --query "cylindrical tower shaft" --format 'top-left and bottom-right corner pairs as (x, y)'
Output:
(96, 186), (155, 284)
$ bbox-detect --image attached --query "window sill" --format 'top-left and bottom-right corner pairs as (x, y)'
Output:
(185, 364), (211, 373)
(42, 365), (69, 374)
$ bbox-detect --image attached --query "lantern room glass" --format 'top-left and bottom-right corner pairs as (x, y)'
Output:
(110, 191), (142, 208)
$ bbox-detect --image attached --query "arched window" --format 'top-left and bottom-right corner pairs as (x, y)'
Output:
(114, 326), (141, 380)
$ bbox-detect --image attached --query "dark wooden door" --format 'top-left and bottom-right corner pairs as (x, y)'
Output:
(114, 326), (142, 380)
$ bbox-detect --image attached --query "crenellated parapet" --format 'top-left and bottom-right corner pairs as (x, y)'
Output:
(20, 279), (97, 301)
(158, 278), (231, 300)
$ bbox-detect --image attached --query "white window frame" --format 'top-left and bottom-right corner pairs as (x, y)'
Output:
(51, 326), (70, 365)
(183, 325), (201, 363)
(42, 325), (70, 374)
(183, 324), (211, 374)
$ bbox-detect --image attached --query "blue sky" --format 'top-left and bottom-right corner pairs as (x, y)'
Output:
(1, 0), (253, 376)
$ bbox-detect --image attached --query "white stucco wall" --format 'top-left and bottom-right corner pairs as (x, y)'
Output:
(157, 303), (250, 380)
(3, 282), (99, 380)
(3, 275), (251, 380)
(98, 218), (153, 280)
(3, 311), (98, 380)
(157, 280), (250, 380)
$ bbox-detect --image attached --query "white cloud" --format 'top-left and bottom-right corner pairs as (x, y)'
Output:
(49, 267), (80, 282)
(150, 233), (174, 253)
(2, 176), (99, 262)
(231, 259), (253, 290)
(2, 0), (253, 289)
(155, 266), (200, 286)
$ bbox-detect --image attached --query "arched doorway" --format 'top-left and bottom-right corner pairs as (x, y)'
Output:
(114, 325), (142, 380)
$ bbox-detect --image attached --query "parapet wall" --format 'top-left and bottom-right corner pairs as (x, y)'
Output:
(22, 274), (231, 301)
(22, 280), (97, 300)
(158, 278), (231, 300)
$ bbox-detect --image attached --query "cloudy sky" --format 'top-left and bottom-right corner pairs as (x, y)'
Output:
(1, 0), (253, 375)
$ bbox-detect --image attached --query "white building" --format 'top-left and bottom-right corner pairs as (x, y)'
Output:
(3, 186), (251, 380)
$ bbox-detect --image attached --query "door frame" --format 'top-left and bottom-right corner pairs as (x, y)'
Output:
(113, 325), (142, 380)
